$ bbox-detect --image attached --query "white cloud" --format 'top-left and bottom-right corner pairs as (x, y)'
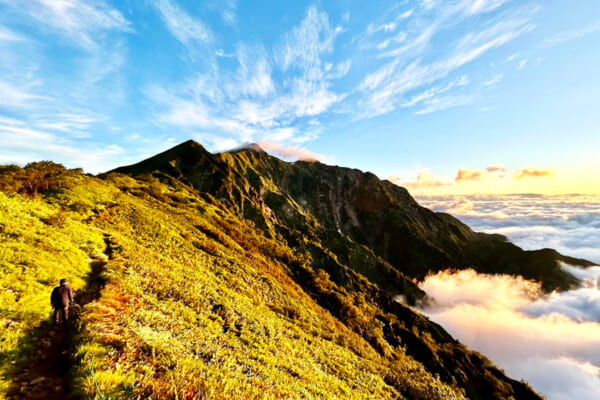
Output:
(278, 6), (339, 73)
(468, 0), (511, 15)
(518, 59), (528, 69)
(0, 0), (131, 50)
(0, 0), (131, 142)
(417, 267), (600, 400)
(0, 117), (125, 173)
(483, 73), (503, 86)
(150, 0), (212, 51)
(229, 46), (276, 98)
(418, 195), (600, 263)
(276, 5), (345, 116)
(256, 141), (326, 162)
(217, 0), (237, 25)
(216, 49), (234, 58)
(326, 60), (352, 79)
(0, 80), (46, 110)
(0, 25), (25, 42)
(147, 5), (346, 150)
(352, 2), (537, 119)
(545, 20), (600, 46)
(415, 95), (472, 114)
(356, 7), (535, 118)
(389, 169), (453, 190)
(33, 112), (105, 136)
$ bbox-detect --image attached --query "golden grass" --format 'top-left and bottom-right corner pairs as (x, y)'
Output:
(1, 165), (465, 399)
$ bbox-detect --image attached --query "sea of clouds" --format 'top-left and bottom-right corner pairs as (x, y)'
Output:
(414, 195), (600, 400)
(418, 194), (600, 264)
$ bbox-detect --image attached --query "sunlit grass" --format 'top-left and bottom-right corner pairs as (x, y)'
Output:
(1, 163), (469, 399)
(0, 191), (106, 395)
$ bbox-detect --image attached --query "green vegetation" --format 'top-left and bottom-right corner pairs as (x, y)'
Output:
(0, 163), (110, 395)
(0, 154), (544, 399)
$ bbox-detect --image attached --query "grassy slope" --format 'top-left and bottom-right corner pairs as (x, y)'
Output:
(0, 164), (109, 395)
(1, 165), (470, 400)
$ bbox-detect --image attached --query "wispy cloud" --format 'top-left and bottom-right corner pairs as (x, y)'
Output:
(147, 6), (345, 151)
(33, 112), (106, 137)
(354, 4), (536, 118)
(483, 73), (503, 86)
(486, 164), (506, 174)
(415, 94), (472, 114)
(256, 141), (325, 162)
(0, 0), (132, 138)
(0, 80), (46, 110)
(402, 75), (471, 114)
(215, 0), (238, 25)
(514, 167), (554, 179)
(366, 8), (413, 35)
(0, 24), (25, 42)
(545, 19), (600, 46)
(0, 117), (125, 173)
(389, 169), (453, 190)
(468, 0), (511, 15)
(0, 0), (131, 50)
(455, 168), (489, 182)
(150, 0), (212, 51)
(276, 6), (346, 117)
(518, 59), (528, 69)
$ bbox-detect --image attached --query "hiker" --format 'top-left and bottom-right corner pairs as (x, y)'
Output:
(50, 279), (74, 324)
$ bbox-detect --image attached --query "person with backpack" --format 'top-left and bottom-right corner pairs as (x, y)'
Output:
(50, 279), (74, 324)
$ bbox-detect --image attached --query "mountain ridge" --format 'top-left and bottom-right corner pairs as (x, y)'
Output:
(0, 147), (561, 399)
(113, 140), (592, 292)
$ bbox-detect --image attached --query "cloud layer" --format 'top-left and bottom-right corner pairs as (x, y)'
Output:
(418, 194), (600, 263)
(417, 267), (600, 400)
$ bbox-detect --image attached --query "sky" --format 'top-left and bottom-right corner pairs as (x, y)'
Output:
(0, 0), (599, 194)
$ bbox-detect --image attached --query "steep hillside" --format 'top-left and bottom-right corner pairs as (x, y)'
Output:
(114, 140), (591, 292)
(0, 162), (541, 399)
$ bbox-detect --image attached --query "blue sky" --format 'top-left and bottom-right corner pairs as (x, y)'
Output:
(0, 0), (599, 193)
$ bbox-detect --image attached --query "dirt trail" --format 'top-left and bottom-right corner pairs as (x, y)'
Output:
(7, 233), (116, 400)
